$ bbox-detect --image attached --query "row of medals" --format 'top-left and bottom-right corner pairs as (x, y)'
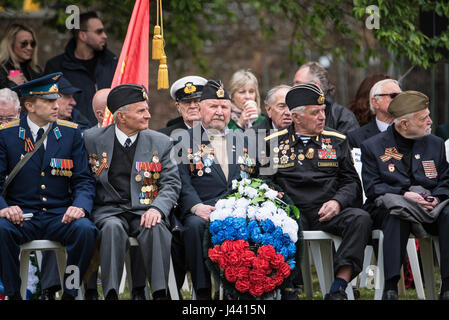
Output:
(50, 159), (73, 177)
(136, 153), (161, 205)
(188, 145), (214, 176)
(272, 140), (314, 165)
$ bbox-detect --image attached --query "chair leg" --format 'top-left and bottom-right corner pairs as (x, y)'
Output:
(420, 237), (437, 300)
(406, 239), (425, 299)
(374, 232), (384, 300)
(20, 250), (31, 299)
(359, 245), (374, 288)
(309, 240), (333, 297)
(168, 256), (179, 300)
(300, 242), (313, 298)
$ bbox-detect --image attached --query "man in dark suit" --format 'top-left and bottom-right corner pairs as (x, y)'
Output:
(361, 91), (449, 300)
(0, 73), (97, 300)
(83, 84), (180, 300)
(251, 84), (292, 134)
(348, 79), (402, 149)
(159, 75), (207, 137)
(176, 80), (253, 299)
(293, 61), (359, 135)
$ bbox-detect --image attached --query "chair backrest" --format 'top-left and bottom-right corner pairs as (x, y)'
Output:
(351, 147), (366, 203)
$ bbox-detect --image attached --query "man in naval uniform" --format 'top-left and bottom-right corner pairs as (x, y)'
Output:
(83, 84), (180, 300)
(0, 72), (97, 300)
(262, 83), (372, 300)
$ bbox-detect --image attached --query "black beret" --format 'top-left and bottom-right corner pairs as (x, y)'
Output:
(285, 83), (325, 110)
(200, 80), (230, 101)
(107, 84), (149, 114)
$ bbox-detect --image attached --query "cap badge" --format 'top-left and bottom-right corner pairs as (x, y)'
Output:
(318, 95), (325, 104)
(142, 88), (148, 100)
(184, 82), (197, 94)
(216, 87), (225, 98)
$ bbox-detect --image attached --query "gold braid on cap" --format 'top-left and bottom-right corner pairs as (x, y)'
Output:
(292, 83), (325, 104)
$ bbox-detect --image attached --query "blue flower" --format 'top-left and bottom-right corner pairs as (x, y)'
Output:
(261, 219), (275, 233)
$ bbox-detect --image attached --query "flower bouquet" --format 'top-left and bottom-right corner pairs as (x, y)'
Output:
(204, 178), (303, 299)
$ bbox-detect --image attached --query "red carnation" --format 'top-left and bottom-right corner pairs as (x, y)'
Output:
(225, 267), (238, 282)
(236, 267), (250, 280)
(249, 283), (265, 297)
(235, 279), (250, 293)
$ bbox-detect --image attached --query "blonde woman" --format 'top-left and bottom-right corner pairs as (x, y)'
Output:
(228, 69), (265, 131)
(0, 24), (42, 89)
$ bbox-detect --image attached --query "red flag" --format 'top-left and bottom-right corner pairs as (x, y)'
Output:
(102, 0), (149, 127)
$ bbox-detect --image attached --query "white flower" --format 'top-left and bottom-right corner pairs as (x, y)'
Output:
(235, 197), (250, 210)
(256, 206), (273, 221)
(233, 207), (247, 218)
(232, 179), (239, 190)
(215, 199), (227, 210)
(238, 185), (245, 195)
(264, 188), (278, 201)
(261, 200), (278, 214)
(224, 197), (236, 209)
(244, 186), (258, 199)
(242, 178), (251, 186)
(247, 205), (258, 220)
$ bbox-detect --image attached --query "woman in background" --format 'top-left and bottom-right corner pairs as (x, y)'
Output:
(0, 23), (42, 89)
(227, 69), (265, 131)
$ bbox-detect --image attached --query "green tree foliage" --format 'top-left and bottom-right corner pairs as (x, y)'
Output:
(2, 0), (449, 70)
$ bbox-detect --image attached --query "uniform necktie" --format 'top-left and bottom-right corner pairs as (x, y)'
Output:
(124, 138), (132, 148)
(36, 128), (45, 163)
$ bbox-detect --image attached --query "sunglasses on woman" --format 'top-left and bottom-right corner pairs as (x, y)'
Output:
(20, 40), (36, 49)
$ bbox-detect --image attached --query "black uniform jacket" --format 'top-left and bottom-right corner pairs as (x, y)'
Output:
(261, 124), (362, 211)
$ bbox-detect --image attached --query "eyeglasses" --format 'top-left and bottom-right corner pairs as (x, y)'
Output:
(375, 93), (400, 99)
(20, 40), (36, 49)
(0, 115), (19, 124)
(81, 29), (105, 35)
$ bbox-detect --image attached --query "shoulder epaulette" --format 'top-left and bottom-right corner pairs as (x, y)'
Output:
(56, 119), (79, 129)
(264, 128), (288, 141)
(322, 129), (346, 140)
(0, 120), (20, 130)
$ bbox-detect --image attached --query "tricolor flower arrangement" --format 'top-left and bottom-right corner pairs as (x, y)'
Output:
(204, 178), (303, 299)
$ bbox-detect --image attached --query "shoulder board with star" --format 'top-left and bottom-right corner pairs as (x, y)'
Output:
(264, 128), (288, 141)
(56, 119), (79, 129)
(0, 120), (20, 130)
(322, 129), (346, 140)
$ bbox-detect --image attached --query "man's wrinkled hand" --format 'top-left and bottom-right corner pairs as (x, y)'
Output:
(194, 204), (215, 221)
(140, 208), (162, 228)
(0, 205), (24, 225)
(62, 206), (85, 224)
(318, 200), (341, 222)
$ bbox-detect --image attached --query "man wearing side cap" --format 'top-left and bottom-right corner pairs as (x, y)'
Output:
(0, 72), (97, 300)
(263, 83), (372, 300)
(83, 84), (180, 300)
(176, 80), (255, 299)
(55, 76), (90, 132)
(361, 90), (449, 300)
(159, 75), (207, 137)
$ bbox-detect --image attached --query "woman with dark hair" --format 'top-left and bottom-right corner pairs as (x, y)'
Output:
(0, 23), (42, 89)
(348, 74), (391, 127)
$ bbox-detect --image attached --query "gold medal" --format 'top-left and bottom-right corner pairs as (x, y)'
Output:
(197, 169), (204, 176)
(306, 148), (314, 159)
(153, 172), (160, 180)
(298, 154), (305, 161)
(280, 155), (289, 164)
(135, 174), (142, 182)
(51, 169), (56, 175)
(144, 198), (150, 205)
(67, 170), (72, 177)
(290, 153), (296, 160)
(273, 147), (279, 153)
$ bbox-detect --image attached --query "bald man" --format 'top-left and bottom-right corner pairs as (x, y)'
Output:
(92, 88), (110, 127)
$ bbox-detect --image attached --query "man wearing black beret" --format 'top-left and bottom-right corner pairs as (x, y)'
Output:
(83, 83), (181, 300)
(262, 83), (372, 300)
(176, 80), (255, 299)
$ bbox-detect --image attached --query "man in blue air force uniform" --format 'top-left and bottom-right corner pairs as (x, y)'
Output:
(0, 73), (97, 300)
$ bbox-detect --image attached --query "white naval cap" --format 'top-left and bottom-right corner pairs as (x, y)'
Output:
(170, 75), (207, 102)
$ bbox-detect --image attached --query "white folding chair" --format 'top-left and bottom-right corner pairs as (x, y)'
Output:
(19, 240), (67, 299)
(301, 231), (355, 299)
(121, 237), (180, 300)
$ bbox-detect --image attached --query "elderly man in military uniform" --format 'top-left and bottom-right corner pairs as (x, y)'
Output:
(0, 73), (97, 300)
(361, 91), (449, 300)
(262, 83), (372, 300)
(83, 84), (180, 300)
(160, 75), (207, 137)
(176, 80), (255, 299)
